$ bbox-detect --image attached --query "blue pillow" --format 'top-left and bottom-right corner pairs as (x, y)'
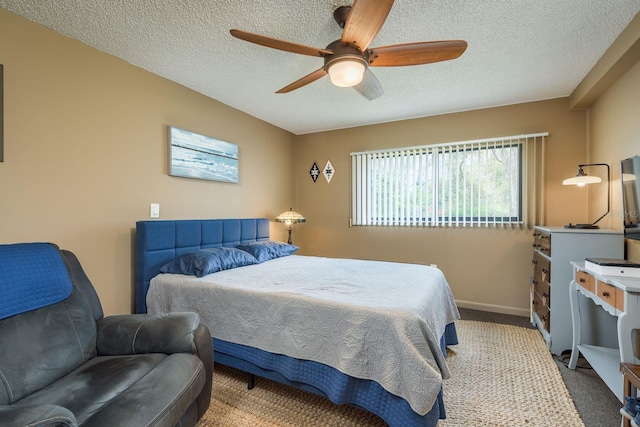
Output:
(236, 241), (298, 263)
(159, 247), (258, 277)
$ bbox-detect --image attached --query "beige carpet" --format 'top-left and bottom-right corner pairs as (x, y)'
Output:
(197, 320), (584, 427)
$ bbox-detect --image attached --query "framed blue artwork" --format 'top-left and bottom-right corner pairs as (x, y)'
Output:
(1, 64), (3, 162)
(168, 126), (238, 183)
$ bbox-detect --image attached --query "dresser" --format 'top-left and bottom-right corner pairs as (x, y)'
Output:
(568, 263), (640, 400)
(530, 226), (623, 355)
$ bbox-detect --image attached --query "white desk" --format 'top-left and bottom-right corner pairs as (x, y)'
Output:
(568, 261), (640, 400)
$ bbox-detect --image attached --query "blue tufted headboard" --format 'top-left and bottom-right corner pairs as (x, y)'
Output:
(135, 218), (270, 313)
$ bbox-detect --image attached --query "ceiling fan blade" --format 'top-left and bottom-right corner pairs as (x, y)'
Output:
(276, 68), (328, 94)
(341, 0), (394, 52)
(230, 29), (333, 57)
(368, 40), (468, 66)
(353, 69), (383, 100)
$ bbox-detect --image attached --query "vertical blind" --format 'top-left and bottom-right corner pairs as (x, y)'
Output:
(351, 133), (547, 228)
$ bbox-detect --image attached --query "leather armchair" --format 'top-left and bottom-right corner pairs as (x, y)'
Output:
(0, 243), (212, 427)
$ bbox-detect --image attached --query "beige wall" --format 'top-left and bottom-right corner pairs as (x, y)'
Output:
(293, 99), (588, 316)
(0, 10), (296, 315)
(3, 6), (639, 318)
(575, 12), (640, 262)
(588, 61), (640, 261)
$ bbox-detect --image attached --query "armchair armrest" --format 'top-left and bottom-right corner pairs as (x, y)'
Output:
(97, 312), (213, 418)
(0, 404), (77, 427)
(96, 312), (200, 356)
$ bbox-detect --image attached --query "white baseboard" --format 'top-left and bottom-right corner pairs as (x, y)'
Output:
(455, 299), (529, 317)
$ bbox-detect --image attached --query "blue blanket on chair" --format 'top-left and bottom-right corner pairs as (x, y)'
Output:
(0, 243), (73, 320)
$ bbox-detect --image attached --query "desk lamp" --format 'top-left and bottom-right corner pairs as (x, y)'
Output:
(562, 163), (610, 229)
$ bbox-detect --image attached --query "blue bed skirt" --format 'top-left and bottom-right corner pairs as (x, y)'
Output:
(213, 322), (458, 427)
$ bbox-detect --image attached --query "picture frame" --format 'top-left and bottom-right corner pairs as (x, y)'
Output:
(168, 126), (238, 183)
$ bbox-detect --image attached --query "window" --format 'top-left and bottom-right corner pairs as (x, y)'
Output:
(351, 133), (547, 228)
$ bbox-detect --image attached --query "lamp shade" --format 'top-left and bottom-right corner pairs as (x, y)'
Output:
(327, 59), (365, 87)
(275, 208), (306, 226)
(563, 166), (602, 187)
(562, 175), (602, 186)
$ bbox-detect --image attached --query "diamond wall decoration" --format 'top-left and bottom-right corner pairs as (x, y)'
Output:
(309, 161), (320, 183)
(323, 160), (335, 183)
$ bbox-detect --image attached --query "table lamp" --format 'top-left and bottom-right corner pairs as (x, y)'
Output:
(275, 208), (306, 244)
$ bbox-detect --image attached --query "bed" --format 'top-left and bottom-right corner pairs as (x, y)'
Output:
(135, 218), (459, 427)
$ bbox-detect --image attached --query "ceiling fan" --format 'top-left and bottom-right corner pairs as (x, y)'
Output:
(230, 0), (467, 100)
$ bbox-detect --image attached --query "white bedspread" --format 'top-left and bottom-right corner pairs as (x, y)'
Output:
(147, 255), (459, 415)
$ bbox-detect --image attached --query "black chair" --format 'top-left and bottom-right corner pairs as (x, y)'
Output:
(0, 243), (212, 427)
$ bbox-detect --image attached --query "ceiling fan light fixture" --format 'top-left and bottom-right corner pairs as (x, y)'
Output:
(231, 1), (467, 97)
(327, 58), (366, 87)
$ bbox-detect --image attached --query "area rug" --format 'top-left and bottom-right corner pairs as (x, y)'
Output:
(438, 320), (584, 426)
(197, 320), (584, 427)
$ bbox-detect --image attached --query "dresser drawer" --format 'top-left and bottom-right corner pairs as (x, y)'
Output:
(532, 278), (550, 307)
(532, 230), (551, 256)
(532, 292), (550, 332)
(596, 281), (624, 311)
(575, 270), (594, 293)
(533, 252), (550, 284)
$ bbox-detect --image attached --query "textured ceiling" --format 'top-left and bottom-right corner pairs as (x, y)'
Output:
(1, 1), (639, 135)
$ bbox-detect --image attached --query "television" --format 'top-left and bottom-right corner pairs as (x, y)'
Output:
(621, 154), (640, 240)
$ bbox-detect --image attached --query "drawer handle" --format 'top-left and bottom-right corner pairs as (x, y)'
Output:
(532, 299), (537, 305)
(542, 291), (549, 297)
(531, 278), (538, 285)
(541, 315), (547, 321)
(579, 278), (585, 283)
(542, 267), (548, 273)
(602, 291), (610, 297)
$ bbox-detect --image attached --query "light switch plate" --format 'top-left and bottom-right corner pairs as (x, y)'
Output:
(150, 203), (160, 218)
